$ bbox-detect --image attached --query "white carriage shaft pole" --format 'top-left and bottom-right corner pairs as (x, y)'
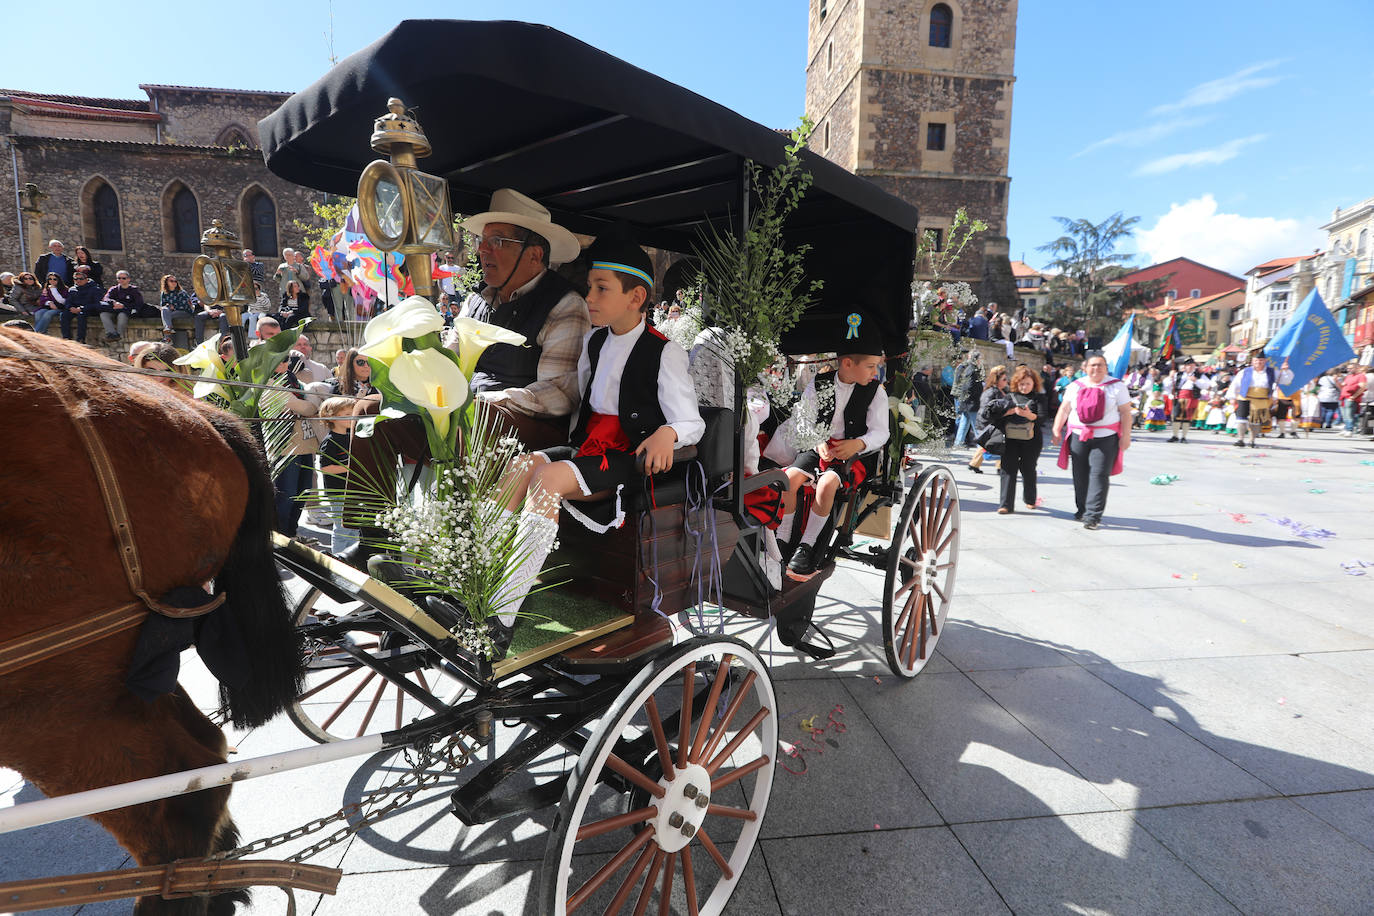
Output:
(0, 734), (386, 834)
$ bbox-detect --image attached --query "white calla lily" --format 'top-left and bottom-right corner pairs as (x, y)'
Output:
(173, 333), (228, 399)
(903, 419), (927, 439)
(359, 295), (446, 363)
(387, 347), (468, 439)
(446, 316), (528, 378)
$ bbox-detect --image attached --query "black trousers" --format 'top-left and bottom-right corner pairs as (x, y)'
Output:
(1069, 432), (1119, 523)
(998, 438), (1040, 509)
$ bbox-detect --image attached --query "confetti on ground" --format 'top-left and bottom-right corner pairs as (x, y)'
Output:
(1298, 457), (1325, 464)
(1277, 698), (1287, 706)
(1263, 515), (1336, 540)
(1254, 452), (1270, 457)
(1309, 488), (1327, 494)
(1040, 555), (1051, 560)
(1302, 478), (1313, 483)
(1150, 474), (1181, 485)
(1233, 562), (1246, 568)
(1341, 560), (1374, 576)
(1035, 497), (1046, 507)
(1171, 573), (1183, 579)
(800, 715), (817, 732)
(873, 676), (882, 684)
(1362, 460), (1374, 467)
(1228, 513), (1253, 524)
(1191, 572), (1199, 580)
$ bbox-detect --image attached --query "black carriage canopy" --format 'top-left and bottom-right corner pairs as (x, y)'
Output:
(259, 18), (919, 356)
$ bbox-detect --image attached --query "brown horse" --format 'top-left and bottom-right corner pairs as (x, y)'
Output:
(0, 329), (303, 914)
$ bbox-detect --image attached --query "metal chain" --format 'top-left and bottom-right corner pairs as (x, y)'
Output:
(223, 734), (474, 863)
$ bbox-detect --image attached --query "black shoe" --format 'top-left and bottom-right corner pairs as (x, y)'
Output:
(337, 526), (388, 571)
(1167, 436), (1178, 442)
(1233, 439), (1246, 447)
(1074, 511), (1083, 521)
(1083, 519), (1100, 530)
(967, 463), (983, 474)
(789, 543), (819, 576)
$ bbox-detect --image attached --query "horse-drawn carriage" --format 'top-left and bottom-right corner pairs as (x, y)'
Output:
(0, 20), (959, 915)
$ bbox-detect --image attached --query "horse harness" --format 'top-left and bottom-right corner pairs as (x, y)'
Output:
(0, 340), (225, 678)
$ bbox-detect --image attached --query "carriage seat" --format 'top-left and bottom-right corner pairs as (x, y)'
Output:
(622, 406), (734, 512)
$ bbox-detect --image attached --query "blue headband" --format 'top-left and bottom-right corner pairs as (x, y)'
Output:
(592, 260), (653, 287)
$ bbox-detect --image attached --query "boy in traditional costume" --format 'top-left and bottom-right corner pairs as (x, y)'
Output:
(775, 311), (889, 576)
(492, 227), (703, 648)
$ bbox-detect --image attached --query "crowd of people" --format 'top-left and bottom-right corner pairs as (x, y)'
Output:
(930, 299), (1092, 361)
(0, 239), (370, 346)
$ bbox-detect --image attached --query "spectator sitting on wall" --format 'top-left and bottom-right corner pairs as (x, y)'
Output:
(277, 280), (310, 329)
(7, 272), (42, 320)
(244, 280), (273, 336)
(99, 269), (145, 341)
(158, 275), (195, 342)
(34, 240), (74, 286)
(35, 273), (68, 336)
(65, 267), (105, 344)
(242, 248), (265, 285)
(72, 246), (103, 288)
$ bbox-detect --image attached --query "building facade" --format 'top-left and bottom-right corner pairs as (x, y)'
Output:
(1009, 259), (1047, 314)
(804, 0), (1019, 311)
(1110, 257), (1243, 311)
(1, 85), (323, 289)
(1230, 255), (1318, 352)
(1313, 196), (1374, 346)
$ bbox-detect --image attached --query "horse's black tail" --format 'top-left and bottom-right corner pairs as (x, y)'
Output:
(207, 414), (304, 728)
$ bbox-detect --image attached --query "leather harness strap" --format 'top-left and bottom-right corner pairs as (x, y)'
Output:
(0, 601), (148, 678)
(0, 859), (342, 912)
(16, 343), (225, 620)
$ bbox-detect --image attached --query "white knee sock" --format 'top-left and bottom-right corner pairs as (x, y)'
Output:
(777, 508), (796, 542)
(491, 511), (558, 627)
(798, 508), (828, 548)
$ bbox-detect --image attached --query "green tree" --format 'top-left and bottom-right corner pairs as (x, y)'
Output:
(1037, 212), (1140, 332)
(295, 196), (355, 251)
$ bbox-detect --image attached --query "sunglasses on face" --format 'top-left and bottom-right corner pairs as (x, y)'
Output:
(353, 358), (369, 367)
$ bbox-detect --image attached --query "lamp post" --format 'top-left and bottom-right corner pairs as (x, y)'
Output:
(190, 219), (256, 360)
(355, 98), (455, 302)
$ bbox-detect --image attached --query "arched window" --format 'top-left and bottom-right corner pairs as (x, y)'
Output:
(91, 181), (122, 250)
(1358, 229), (1367, 255)
(216, 124), (252, 148)
(244, 189), (277, 256)
(171, 186), (200, 253)
(929, 3), (953, 48)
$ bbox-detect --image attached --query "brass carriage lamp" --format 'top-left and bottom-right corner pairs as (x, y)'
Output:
(356, 97), (455, 300)
(191, 219), (256, 359)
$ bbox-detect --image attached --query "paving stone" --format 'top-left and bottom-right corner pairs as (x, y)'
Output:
(843, 671), (1118, 822)
(953, 811), (1238, 915)
(971, 666), (1272, 807)
(1135, 797), (1374, 914)
(1291, 788), (1374, 852)
(763, 827), (1009, 915)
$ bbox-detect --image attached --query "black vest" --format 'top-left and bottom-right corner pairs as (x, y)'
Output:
(469, 270), (576, 392)
(572, 325), (672, 449)
(814, 371), (880, 440)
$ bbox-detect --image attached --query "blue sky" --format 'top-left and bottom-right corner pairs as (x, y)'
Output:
(8, 0), (1371, 276)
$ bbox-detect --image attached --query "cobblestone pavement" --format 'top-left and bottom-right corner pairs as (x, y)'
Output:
(4, 427), (1374, 915)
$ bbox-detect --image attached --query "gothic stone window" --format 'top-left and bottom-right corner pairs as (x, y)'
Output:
(926, 122), (947, 151)
(245, 190), (278, 257)
(91, 181), (122, 251)
(929, 4), (953, 48)
(172, 186), (200, 253)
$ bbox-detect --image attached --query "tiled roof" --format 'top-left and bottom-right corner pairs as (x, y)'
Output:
(1009, 260), (1042, 277)
(0, 88), (149, 110)
(1248, 255), (1317, 275)
(8, 134), (253, 154)
(139, 83), (292, 98)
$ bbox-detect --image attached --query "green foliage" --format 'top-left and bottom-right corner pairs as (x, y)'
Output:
(1037, 212), (1140, 327)
(295, 197), (356, 252)
(1113, 274), (1176, 313)
(692, 118), (824, 382)
(916, 207), (989, 284)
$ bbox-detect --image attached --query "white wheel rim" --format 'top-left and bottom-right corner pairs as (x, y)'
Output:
(886, 467), (960, 677)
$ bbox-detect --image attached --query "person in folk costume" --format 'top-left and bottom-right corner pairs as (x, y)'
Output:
(1051, 354), (1133, 530)
(493, 226), (703, 655)
(1225, 348), (1293, 448)
(1164, 358), (1203, 442)
(775, 310), (890, 576)
(1142, 379), (1168, 431)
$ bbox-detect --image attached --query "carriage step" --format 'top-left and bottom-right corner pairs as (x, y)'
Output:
(787, 623), (837, 661)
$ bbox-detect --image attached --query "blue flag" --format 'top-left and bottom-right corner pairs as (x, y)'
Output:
(1264, 289), (1356, 391)
(1102, 313), (1139, 378)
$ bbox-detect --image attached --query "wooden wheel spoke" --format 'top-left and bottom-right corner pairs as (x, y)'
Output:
(604, 841), (659, 915)
(296, 666), (357, 701)
(321, 670), (377, 730)
(706, 707), (772, 775)
(927, 596), (941, 636)
(355, 678), (388, 737)
(681, 844), (699, 916)
(395, 683), (404, 730)
(576, 806), (658, 842)
(893, 576), (916, 601)
(705, 802), (758, 821)
(893, 590), (915, 641)
(632, 850), (667, 916)
(644, 696), (675, 780)
(930, 581), (947, 603)
(935, 525), (957, 556)
(899, 554), (920, 570)
(904, 594), (926, 670)
(696, 827), (734, 880)
(710, 755), (770, 792)
(694, 670), (758, 764)
(606, 754), (666, 800)
(567, 826), (657, 914)
(690, 654), (734, 762)
(677, 663), (696, 768)
(657, 851), (675, 916)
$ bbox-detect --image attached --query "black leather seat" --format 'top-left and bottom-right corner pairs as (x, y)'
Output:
(623, 406), (734, 512)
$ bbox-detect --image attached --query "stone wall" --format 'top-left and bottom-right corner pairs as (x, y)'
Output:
(805, 0), (865, 168)
(1, 137), (324, 286)
(146, 87), (289, 148)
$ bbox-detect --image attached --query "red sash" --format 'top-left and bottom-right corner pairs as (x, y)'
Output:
(819, 437), (868, 488)
(575, 412), (632, 471)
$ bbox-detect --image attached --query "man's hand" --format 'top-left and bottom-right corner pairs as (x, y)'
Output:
(636, 426), (679, 475)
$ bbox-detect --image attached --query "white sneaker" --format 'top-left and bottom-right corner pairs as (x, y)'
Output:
(1340, 431), (1353, 437)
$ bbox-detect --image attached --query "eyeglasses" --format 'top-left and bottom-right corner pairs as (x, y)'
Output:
(475, 235), (527, 251)
(353, 358), (370, 367)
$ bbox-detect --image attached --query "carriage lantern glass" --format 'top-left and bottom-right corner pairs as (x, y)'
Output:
(356, 97), (454, 298)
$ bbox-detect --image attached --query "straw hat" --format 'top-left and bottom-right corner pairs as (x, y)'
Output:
(459, 188), (581, 265)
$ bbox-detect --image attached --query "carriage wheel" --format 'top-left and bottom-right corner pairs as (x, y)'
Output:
(881, 465), (960, 678)
(541, 637), (776, 915)
(287, 587), (468, 743)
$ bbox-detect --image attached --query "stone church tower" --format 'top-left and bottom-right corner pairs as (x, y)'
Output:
(805, 0), (1019, 312)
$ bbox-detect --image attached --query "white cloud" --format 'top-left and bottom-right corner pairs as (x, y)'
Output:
(1073, 116), (1211, 158)
(1135, 134), (1267, 176)
(1135, 195), (1320, 275)
(1151, 61), (1284, 115)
